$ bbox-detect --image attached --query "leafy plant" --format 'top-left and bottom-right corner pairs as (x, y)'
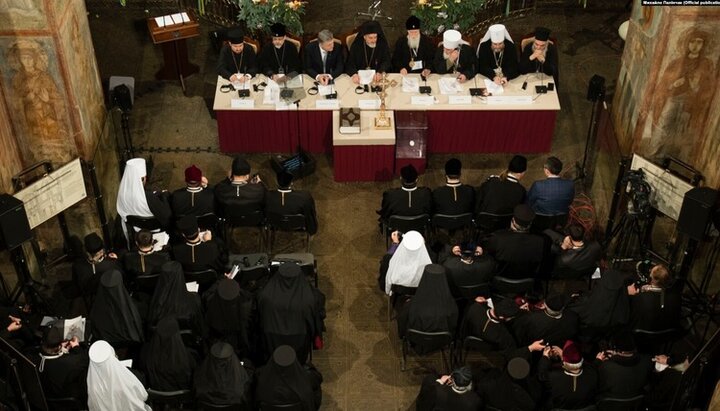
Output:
(234, 0), (306, 36)
(411, 0), (487, 36)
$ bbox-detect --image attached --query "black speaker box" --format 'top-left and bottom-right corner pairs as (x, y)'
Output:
(587, 74), (606, 102)
(677, 187), (720, 240)
(0, 194), (32, 250)
(270, 148), (316, 179)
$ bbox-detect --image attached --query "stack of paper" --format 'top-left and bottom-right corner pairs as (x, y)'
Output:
(154, 12), (190, 28)
(438, 77), (463, 95)
(63, 316), (86, 342)
(186, 281), (199, 292)
(402, 77), (420, 93)
(484, 79), (504, 95)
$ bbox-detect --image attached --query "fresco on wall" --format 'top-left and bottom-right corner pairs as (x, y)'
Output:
(637, 26), (718, 162)
(695, 93), (720, 187)
(0, 0), (46, 30)
(0, 101), (24, 194)
(59, 0), (106, 158)
(1, 38), (77, 167)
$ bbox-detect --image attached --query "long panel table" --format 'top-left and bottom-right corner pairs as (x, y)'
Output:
(213, 73), (560, 157)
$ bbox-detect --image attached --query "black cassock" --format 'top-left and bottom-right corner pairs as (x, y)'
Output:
(460, 303), (516, 352)
(139, 317), (196, 391)
(203, 278), (254, 357)
(265, 189), (319, 235)
(378, 186), (433, 222)
(475, 366), (537, 411)
(391, 35), (436, 73)
(432, 183), (476, 216)
(416, 375), (483, 411)
(194, 342), (252, 406)
(519, 42), (559, 86)
(122, 249), (171, 282)
(90, 270), (144, 344)
(72, 256), (122, 305)
(37, 347), (89, 402)
(475, 175), (527, 216)
(170, 187), (215, 218)
(214, 178), (266, 215)
(476, 39), (520, 80)
(146, 261), (204, 335)
(345, 40), (392, 76)
(171, 239), (226, 273)
(216, 44), (258, 80)
(538, 357), (598, 410)
(257, 264), (325, 362)
(432, 44), (477, 80)
(258, 40), (302, 77)
(511, 309), (579, 347)
(255, 351), (322, 410)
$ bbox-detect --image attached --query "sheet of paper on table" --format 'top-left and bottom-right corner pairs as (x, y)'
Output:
(484, 79), (504, 95)
(402, 77), (420, 93)
(438, 77), (463, 95)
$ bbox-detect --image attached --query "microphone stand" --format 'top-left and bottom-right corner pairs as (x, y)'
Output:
(419, 74), (431, 95)
(469, 64), (483, 96)
(535, 61), (547, 94)
(575, 83), (606, 187)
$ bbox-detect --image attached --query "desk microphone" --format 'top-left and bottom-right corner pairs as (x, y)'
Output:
(280, 68), (296, 99)
(469, 64), (484, 96)
(238, 79), (250, 98)
(535, 62), (547, 94)
(521, 73), (530, 90)
(419, 74), (431, 94)
(326, 79), (337, 100)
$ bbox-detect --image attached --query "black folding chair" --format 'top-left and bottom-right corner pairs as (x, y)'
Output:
(388, 284), (417, 321)
(198, 401), (247, 411)
(266, 213), (310, 253)
(223, 205), (266, 250)
(134, 273), (160, 294)
(491, 276), (535, 300)
(229, 253), (271, 292)
(272, 253), (318, 287)
(125, 215), (163, 249)
(184, 269), (218, 293)
(458, 335), (497, 365)
(402, 329), (454, 373)
(146, 389), (193, 410)
(596, 394), (645, 411)
(456, 282), (491, 300)
(431, 213), (475, 242)
(383, 214), (430, 248)
(475, 212), (513, 236)
(260, 403), (302, 411)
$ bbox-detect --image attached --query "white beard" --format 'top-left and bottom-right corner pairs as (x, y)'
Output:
(274, 43), (283, 49)
(443, 51), (451, 59)
(366, 42), (377, 49)
(407, 36), (420, 49)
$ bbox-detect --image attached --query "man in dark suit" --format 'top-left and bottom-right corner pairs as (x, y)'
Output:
(545, 224), (602, 278)
(432, 29), (476, 82)
(216, 27), (258, 81)
(265, 170), (318, 235)
(527, 156), (575, 216)
(170, 165), (215, 219)
(378, 164), (433, 225)
(172, 215), (226, 273)
(392, 16), (435, 76)
(519, 26), (559, 86)
(258, 23), (302, 80)
(433, 158), (475, 216)
(476, 155), (527, 216)
(303, 29), (344, 85)
(482, 204), (547, 278)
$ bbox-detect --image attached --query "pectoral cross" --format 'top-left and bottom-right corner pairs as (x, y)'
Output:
(372, 73), (397, 129)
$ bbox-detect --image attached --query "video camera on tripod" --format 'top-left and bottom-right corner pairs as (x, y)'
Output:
(622, 169), (652, 219)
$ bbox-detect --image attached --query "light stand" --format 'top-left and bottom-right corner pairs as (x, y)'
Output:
(357, 0), (393, 21)
(576, 75), (606, 189)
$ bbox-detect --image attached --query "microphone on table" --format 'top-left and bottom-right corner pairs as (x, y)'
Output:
(469, 64), (484, 96)
(535, 62), (547, 94)
(327, 78), (337, 100)
(521, 73), (530, 90)
(419, 73), (431, 95)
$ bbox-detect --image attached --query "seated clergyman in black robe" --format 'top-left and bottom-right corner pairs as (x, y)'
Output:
(396, 264), (457, 341)
(519, 26), (559, 86)
(195, 342), (253, 407)
(72, 233), (122, 306)
(391, 16), (435, 76)
(538, 340), (598, 410)
(258, 23), (302, 80)
(138, 316), (196, 391)
(511, 294), (578, 347)
(257, 264), (326, 364)
(416, 366), (482, 411)
(214, 155), (266, 217)
(378, 164), (432, 226)
(346, 20), (392, 84)
(476, 24), (520, 83)
(89, 270), (144, 344)
(146, 261), (204, 336)
(216, 27), (258, 81)
(122, 229), (171, 284)
(170, 165), (215, 219)
(36, 325), (89, 403)
(432, 158), (475, 216)
(265, 170), (318, 235)
(432, 29), (476, 82)
(203, 278), (254, 358)
(171, 215), (226, 273)
(475, 155), (527, 218)
(475, 357), (540, 411)
(595, 331), (653, 400)
(441, 241), (495, 298)
(256, 345), (323, 410)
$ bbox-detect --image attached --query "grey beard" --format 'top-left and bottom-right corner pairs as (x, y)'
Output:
(443, 52), (450, 59)
(407, 37), (420, 49)
(366, 42), (376, 49)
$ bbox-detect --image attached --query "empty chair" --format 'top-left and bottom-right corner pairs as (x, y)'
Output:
(223, 205), (266, 250)
(402, 329), (454, 373)
(431, 213), (475, 241)
(267, 213), (311, 253)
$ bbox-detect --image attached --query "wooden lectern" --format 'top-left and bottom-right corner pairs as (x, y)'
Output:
(395, 111), (428, 174)
(147, 11), (200, 92)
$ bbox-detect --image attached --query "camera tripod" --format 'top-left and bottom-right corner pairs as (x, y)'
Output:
(605, 207), (652, 266)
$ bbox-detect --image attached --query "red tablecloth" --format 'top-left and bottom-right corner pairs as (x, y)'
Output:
(217, 110), (332, 153)
(332, 145), (395, 182)
(425, 110), (557, 153)
(217, 109), (555, 155)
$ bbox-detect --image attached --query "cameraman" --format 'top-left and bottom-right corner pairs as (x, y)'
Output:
(627, 264), (682, 332)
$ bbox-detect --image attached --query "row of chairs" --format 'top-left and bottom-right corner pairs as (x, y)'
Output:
(382, 211), (569, 247)
(125, 209), (311, 255)
(133, 252), (319, 295)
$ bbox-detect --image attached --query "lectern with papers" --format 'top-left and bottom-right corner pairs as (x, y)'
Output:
(147, 11), (199, 91)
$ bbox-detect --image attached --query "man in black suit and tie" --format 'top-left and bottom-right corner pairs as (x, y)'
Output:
(304, 29), (344, 86)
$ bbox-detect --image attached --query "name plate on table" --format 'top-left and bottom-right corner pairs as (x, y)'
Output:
(448, 95), (472, 105)
(231, 99), (255, 109)
(486, 95), (533, 105)
(316, 99), (340, 109)
(411, 95), (435, 106)
(275, 101), (298, 110)
(358, 99), (381, 109)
